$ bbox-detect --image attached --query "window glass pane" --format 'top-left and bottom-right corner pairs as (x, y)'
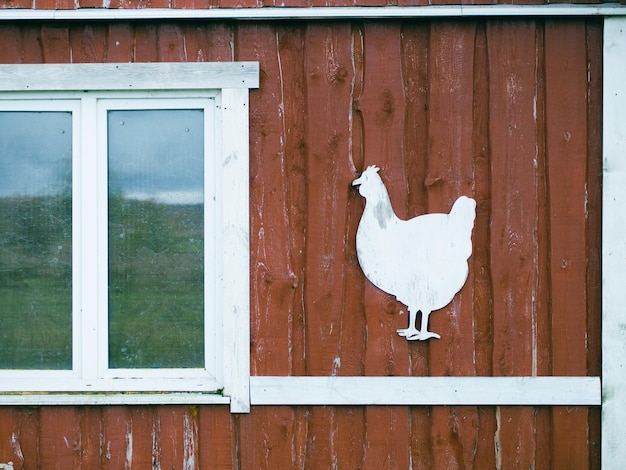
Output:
(0, 111), (72, 370)
(108, 109), (204, 369)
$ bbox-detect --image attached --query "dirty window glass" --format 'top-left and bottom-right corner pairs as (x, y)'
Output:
(0, 111), (73, 370)
(107, 109), (205, 369)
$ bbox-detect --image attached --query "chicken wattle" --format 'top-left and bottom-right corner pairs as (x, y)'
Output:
(352, 165), (476, 341)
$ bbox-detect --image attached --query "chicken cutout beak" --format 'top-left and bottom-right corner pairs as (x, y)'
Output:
(352, 176), (363, 187)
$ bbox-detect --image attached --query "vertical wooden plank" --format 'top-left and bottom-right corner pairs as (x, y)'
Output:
(584, 18), (603, 382)
(133, 24), (158, 63)
(399, 23), (436, 470)
(21, 26), (44, 64)
(530, 24), (554, 470)
(362, 406), (409, 470)
(155, 406), (198, 470)
(585, 20), (603, 470)
(545, 20), (595, 470)
(470, 22), (499, 469)
(0, 0), (31, 7)
(238, 406), (297, 469)
(357, 23), (410, 376)
(39, 408), (82, 468)
(218, 0), (259, 8)
(182, 23), (234, 63)
(17, 408), (40, 469)
(425, 21), (476, 375)
(34, 0), (74, 9)
(352, 0), (387, 7)
(0, 408), (23, 468)
(172, 0), (213, 7)
(355, 22), (412, 469)
(331, 24), (368, 470)
(425, 22), (480, 469)
(545, 19), (589, 383)
(79, 408), (103, 468)
(69, 24), (107, 63)
(236, 23), (301, 470)
(397, 0), (429, 7)
(303, 21), (361, 375)
(273, 25), (309, 379)
(245, 23), (294, 377)
(197, 407), (237, 469)
(106, 23), (134, 63)
(101, 408), (132, 468)
(487, 20), (542, 468)
(329, 23), (368, 381)
(281, 0), (310, 7)
(471, 21), (494, 379)
(302, 21), (365, 469)
(488, 19), (540, 376)
(77, 0), (103, 7)
(157, 24), (187, 62)
(129, 408), (156, 468)
(41, 26), (71, 63)
(0, 26), (23, 64)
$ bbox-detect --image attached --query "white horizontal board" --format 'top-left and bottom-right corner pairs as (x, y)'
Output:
(1, 376), (599, 407)
(0, 62), (259, 92)
(0, 393), (230, 406)
(0, 378), (222, 393)
(0, 4), (623, 21)
(250, 376), (600, 406)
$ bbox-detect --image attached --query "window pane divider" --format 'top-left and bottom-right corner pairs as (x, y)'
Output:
(79, 95), (100, 381)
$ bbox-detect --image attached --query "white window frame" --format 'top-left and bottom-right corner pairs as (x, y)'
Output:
(0, 62), (258, 413)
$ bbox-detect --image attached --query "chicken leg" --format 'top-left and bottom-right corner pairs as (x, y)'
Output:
(397, 309), (419, 339)
(397, 309), (441, 341)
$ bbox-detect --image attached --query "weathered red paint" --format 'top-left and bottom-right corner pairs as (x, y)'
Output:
(0, 19), (602, 468)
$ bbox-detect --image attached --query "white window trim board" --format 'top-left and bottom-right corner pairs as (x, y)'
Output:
(0, 393), (231, 406)
(220, 88), (252, 414)
(0, 62), (259, 92)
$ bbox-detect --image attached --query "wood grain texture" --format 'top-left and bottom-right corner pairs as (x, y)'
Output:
(0, 19), (601, 468)
(487, 21), (543, 469)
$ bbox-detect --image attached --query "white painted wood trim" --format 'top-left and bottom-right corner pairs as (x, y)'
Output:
(0, 62), (259, 92)
(0, 376), (599, 406)
(0, 4), (623, 21)
(220, 88), (251, 413)
(603, 16), (626, 467)
(0, 393), (230, 406)
(250, 376), (601, 406)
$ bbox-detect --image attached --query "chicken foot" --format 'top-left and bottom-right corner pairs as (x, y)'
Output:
(397, 309), (441, 341)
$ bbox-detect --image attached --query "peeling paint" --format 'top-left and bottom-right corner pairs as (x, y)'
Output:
(494, 406), (502, 470)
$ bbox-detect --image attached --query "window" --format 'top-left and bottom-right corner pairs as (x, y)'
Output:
(0, 62), (257, 412)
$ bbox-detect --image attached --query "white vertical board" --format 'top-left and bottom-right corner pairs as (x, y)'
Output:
(220, 88), (251, 413)
(603, 17), (626, 466)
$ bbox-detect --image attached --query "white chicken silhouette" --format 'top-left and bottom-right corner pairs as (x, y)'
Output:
(352, 165), (476, 341)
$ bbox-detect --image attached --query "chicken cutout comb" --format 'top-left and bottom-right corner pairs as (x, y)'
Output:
(352, 166), (476, 341)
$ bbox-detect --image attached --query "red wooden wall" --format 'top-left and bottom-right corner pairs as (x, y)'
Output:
(0, 19), (601, 469)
